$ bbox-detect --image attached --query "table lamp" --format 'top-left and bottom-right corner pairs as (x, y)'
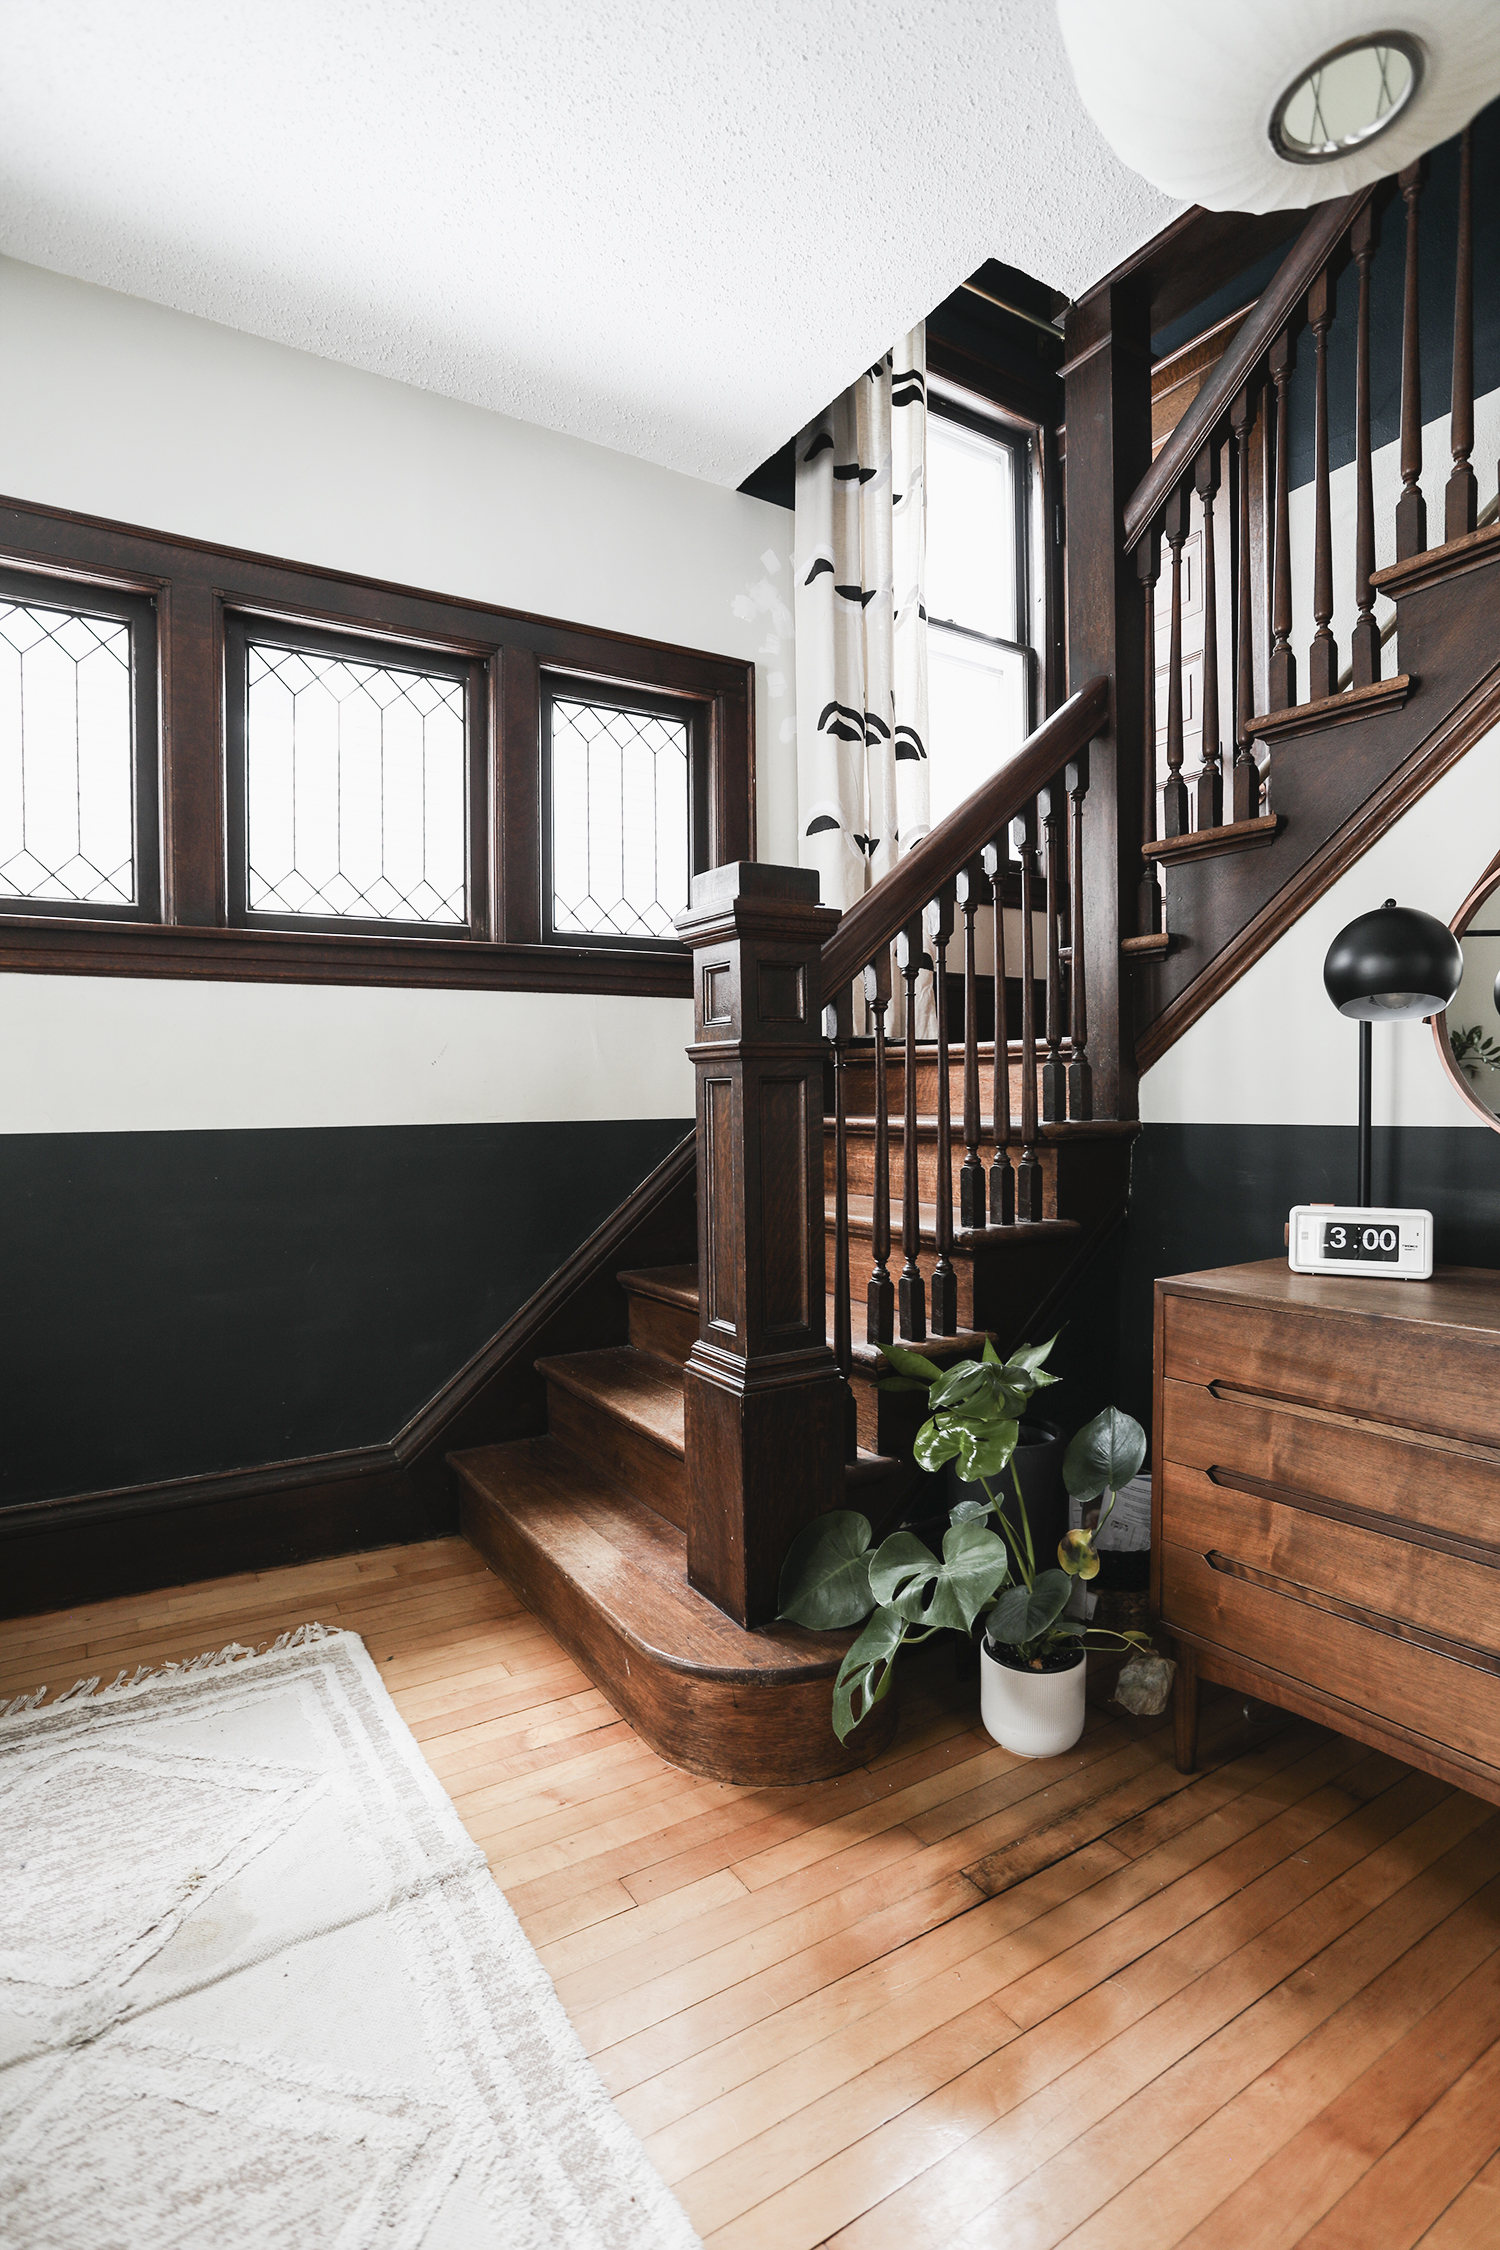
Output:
(1323, 898), (1463, 1203)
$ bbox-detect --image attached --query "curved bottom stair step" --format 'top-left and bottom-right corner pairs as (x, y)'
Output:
(453, 1436), (897, 1785)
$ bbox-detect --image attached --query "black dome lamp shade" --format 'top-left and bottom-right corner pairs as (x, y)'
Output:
(1323, 899), (1463, 1203)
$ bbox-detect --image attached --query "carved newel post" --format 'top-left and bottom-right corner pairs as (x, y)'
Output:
(675, 862), (846, 1628)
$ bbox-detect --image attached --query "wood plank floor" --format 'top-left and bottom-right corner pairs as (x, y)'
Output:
(5, 1533), (1499, 2248)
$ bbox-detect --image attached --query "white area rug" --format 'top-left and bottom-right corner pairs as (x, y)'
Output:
(0, 1625), (700, 2249)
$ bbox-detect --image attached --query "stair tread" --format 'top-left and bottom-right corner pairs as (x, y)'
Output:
(833, 1195), (1081, 1244)
(535, 1345), (685, 1457)
(616, 1264), (699, 1310)
(452, 1437), (848, 1679)
(836, 1116), (1137, 1140)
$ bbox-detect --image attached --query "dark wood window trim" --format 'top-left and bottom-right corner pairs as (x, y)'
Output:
(0, 495), (757, 997)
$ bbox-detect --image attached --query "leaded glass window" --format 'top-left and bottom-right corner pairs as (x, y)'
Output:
(0, 599), (137, 908)
(547, 692), (693, 944)
(237, 633), (469, 928)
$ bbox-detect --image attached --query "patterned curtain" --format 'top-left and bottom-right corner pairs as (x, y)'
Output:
(794, 332), (929, 920)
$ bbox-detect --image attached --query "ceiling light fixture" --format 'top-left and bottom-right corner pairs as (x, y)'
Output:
(1269, 33), (1423, 163)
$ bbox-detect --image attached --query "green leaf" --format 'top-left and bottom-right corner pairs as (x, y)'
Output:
(949, 1496), (992, 1526)
(927, 1359), (992, 1411)
(912, 1419), (964, 1474)
(877, 1342), (945, 1384)
(1004, 1332), (1060, 1379)
(868, 1531), (942, 1620)
(956, 1419), (1020, 1482)
(777, 1511), (875, 1629)
(937, 1519), (1011, 1628)
(832, 1606), (906, 1741)
(878, 1376), (930, 1394)
(981, 1334), (1002, 1365)
(1058, 1527), (1101, 1580)
(1062, 1406), (1147, 1503)
(985, 1568), (1073, 1648)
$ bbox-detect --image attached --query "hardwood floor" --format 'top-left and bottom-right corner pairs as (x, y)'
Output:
(5, 1533), (1499, 2248)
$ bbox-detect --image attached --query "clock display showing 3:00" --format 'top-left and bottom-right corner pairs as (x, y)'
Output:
(1322, 1220), (1400, 1263)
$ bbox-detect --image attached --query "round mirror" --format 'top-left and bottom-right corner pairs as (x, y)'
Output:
(1270, 36), (1423, 165)
(1434, 851), (1500, 1128)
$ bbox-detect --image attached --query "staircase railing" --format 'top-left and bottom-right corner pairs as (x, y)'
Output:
(1124, 130), (1491, 943)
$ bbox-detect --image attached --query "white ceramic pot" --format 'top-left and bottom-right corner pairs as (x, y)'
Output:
(979, 1642), (1087, 1757)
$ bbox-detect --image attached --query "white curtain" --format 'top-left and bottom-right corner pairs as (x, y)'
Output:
(794, 331), (930, 919)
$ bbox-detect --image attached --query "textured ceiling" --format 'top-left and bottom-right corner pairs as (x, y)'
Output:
(0, 0), (1179, 486)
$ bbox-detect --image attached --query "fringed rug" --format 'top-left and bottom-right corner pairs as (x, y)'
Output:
(0, 1625), (700, 2249)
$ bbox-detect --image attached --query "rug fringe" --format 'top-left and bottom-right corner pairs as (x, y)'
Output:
(1, 1621), (340, 1721)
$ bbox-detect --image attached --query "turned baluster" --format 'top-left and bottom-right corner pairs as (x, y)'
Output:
(823, 987), (856, 1460)
(981, 839), (1015, 1226)
(1137, 529), (1164, 927)
(1308, 268), (1338, 702)
(1011, 803), (1043, 1224)
(1350, 206), (1381, 687)
(895, 914), (926, 1340)
(1162, 486), (1190, 836)
(1447, 127), (1477, 543)
(862, 952), (894, 1345)
(1396, 161), (1427, 562)
(955, 862), (986, 1231)
(1194, 443), (1223, 827)
(1268, 329), (1296, 710)
(1230, 386), (1262, 821)
(1066, 749), (1091, 1121)
(927, 886), (957, 1336)
(1039, 780), (1067, 1122)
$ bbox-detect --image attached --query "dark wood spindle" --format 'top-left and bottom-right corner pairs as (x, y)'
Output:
(1447, 126), (1477, 544)
(1350, 205), (1381, 688)
(1396, 160), (1427, 562)
(862, 952), (894, 1345)
(1011, 803), (1043, 1223)
(1162, 486), (1190, 836)
(927, 887), (957, 1336)
(823, 987), (856, 1459)
(895, 914), (926, 1340)
(1268, 328), (1296, 711)
(954, 861), (986, 1232)
(1230, 386), (1262, 819)
(981, 839), (1015, 1226)
(1066, 748), (1091, 1122)
(1194, 443), (1223, 828)
(1137, 529), (1164, 928)
(1039, 781), (1066, 1122)
(1308, 267), (1338, 701)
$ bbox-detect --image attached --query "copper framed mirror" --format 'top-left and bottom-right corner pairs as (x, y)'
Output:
(1433, 847), (1500, 1129)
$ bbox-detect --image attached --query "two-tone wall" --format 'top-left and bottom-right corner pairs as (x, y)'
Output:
(0, 256), (795, 1506)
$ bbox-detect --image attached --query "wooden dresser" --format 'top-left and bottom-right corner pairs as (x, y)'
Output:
(1154, 1260), (1500, 1804)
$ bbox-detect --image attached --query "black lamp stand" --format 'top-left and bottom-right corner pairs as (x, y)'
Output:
(1357, 1019), (1372, 1206)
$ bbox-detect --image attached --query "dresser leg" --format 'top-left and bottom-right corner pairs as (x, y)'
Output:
(1174, 1646), (1200, 1774)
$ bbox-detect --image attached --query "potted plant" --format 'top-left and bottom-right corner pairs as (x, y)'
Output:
(777, 1332), (1156, 1757)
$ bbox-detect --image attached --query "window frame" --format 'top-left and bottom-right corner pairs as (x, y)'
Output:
(925, 389), (1039, 735)
(540, 669), (711, 954)
(0, 495), (756, 997)
(0, 561), (162, 924)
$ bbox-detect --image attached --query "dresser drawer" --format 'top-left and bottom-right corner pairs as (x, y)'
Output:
(1161, 1290), (1500, 1450)
(1159, 1378), (1500, 1553)
(1159, 1538), (1500, 1776)
(1160, 1460), (1500, 1661)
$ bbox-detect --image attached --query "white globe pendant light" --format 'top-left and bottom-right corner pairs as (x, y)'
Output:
(1055, 1), (1500, 213)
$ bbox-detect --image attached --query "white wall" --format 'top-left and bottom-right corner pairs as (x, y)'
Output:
(1141, 719), (1500, 1130)
(0, 255), (797, 1131)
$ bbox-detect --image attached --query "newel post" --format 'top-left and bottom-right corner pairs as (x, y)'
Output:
(676, 862), (846, 1629)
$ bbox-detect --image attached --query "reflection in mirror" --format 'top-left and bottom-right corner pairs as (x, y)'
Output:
(1440, 865), (1500, 1125)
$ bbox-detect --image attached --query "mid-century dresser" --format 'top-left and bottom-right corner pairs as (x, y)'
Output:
(1153, 1260), (1500, 1804)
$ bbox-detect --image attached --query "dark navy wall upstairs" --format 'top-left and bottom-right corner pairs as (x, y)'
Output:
(0, 1118), (691, 1506)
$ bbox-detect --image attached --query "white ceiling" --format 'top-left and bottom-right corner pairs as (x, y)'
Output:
(0, 1), (1179, 487)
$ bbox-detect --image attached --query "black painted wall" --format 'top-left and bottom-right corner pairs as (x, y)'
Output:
(0, 1118), (691, 1505)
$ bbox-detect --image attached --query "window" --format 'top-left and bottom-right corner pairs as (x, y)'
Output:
(0, 567), (158, 920)
(225, 618), (478, 934)
(923, 397), (1037, 830)
(0, 499), (754, 995)
(543, 681), (704, 948)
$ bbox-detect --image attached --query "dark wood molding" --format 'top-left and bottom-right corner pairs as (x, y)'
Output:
(1124, 189), (1373, 548)
(0, 1131), (697, 1620)
(1085, 204), (1308, 345)
(0, 494), (753, 995)
(1141, 814), (1282, 867)
(1248, 674), (1412, 742)
(1122, 932), (1176, 958)
(1370, 521), (1500, 599)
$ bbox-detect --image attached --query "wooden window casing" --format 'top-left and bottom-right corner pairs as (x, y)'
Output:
(0, 495), (756, 997)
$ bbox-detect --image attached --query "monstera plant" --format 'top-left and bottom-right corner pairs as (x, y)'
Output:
(777, 1332), (1152, 1748)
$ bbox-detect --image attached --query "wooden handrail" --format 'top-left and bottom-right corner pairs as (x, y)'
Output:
(1123, 187), (1373, 551)
(818, 676), (1109, 1001)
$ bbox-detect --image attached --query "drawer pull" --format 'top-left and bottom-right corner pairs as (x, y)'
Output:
(1206, 1381), (1500, 1468)
(1204, 1548), (1500, 1676)
(1203, 1465), (1500, 1572)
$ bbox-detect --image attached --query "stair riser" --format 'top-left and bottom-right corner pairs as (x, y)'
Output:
(831, 1225), (1081, 1346)
(547, 1381), (688, 1530)
(842, 1055), (1062, 1117)
(628, 1292), (698, 1367)
(828, 1136), (1059, 1217)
